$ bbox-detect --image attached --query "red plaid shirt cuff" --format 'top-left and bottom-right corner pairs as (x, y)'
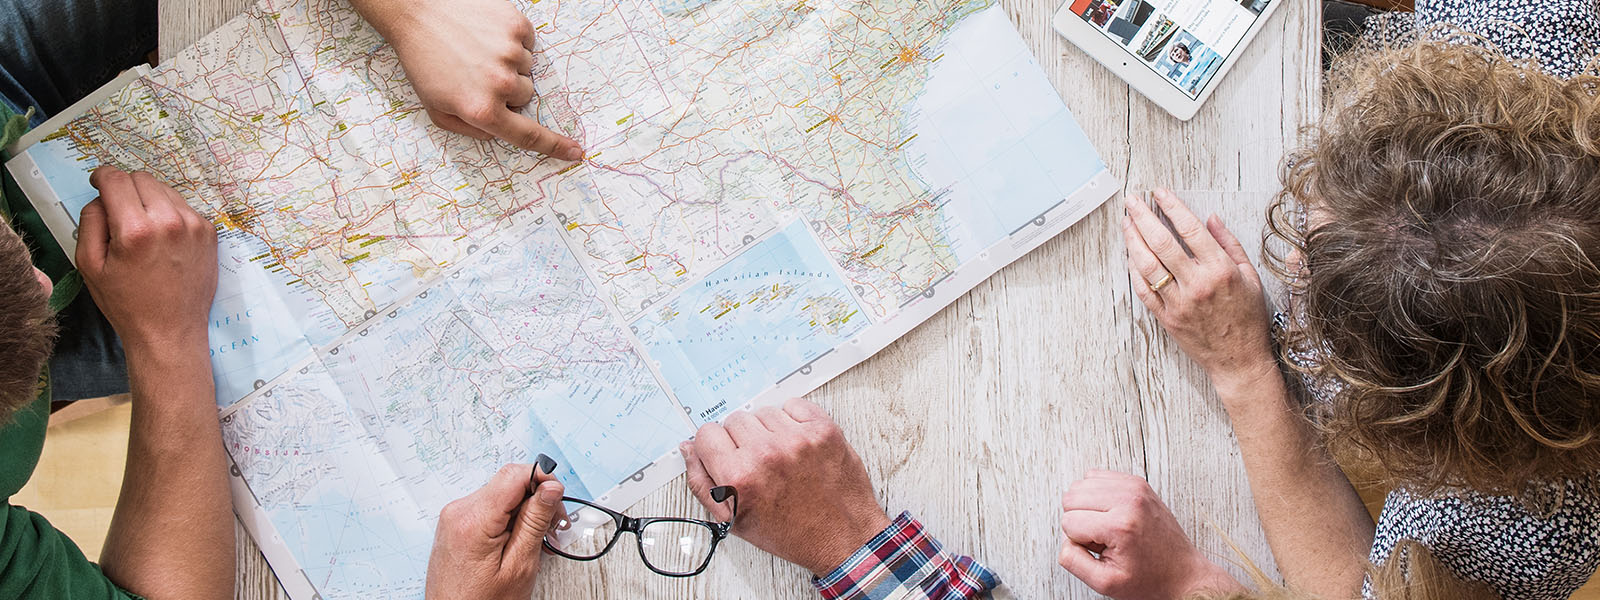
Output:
(813, 512), (1000, 600)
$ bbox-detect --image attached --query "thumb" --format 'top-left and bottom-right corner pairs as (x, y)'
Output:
(504, 478), (564, 567)
(1058, 540), (1121, 593)
(75, 198), (109, 275)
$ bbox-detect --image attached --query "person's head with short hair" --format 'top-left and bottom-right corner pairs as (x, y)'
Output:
(1267, 42), (1600, 495)
(0, 221), (56, 422)
(1169, 43), (1193, 65)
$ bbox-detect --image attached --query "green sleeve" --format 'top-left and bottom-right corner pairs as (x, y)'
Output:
(0, 504), (143, 600)
(0, 393), (142, 600)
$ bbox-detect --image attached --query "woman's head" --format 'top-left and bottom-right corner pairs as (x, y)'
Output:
(1268, 42), (1600, 494)
(0, 221), (55, 420)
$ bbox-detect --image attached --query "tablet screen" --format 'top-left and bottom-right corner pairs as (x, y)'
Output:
(1065, 0), (1272, 98)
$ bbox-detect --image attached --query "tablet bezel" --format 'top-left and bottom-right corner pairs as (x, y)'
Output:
(1052, 0), (1286, 121)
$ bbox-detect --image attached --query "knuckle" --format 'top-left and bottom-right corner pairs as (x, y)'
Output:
(509, 19), (533, 39)
(1125, 490), (1150, 509)
(815, 420), (844, 441)
(1109, 516), (1137, 537)
(154, 214), (187, 235)
(1146, 235), (1178, 256)
(723, 470), (754, 492)
(439, 499), (467, 525)
(463, 101), (501, 126)
(496, 464), (520, 480)
(1135, 478), (1157, 495)
(1176, 221), (1206, 239)
(748, 444), (781, 465)
(120, 223), (154, 244)
(490, 71), (522, 94)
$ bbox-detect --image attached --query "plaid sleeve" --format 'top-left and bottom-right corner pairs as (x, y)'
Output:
(813, 512), (1002, 600)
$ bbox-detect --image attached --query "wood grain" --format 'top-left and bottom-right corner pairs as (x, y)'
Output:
(158, 1), (1319, 598)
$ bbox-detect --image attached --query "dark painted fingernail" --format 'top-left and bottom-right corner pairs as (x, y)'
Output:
(536, 453), (557, 475)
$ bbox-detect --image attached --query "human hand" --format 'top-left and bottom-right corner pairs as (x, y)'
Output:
(425, 458), (564, 600)
(363, 0), (583, 158)
(1124, 189), (1277, 394)
(682, 398), (892, 576)
(76, 166), (218, 351)
(1058, 471), (1244, 600)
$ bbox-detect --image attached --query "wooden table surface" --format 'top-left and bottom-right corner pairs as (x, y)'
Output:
(158, 1), (1320, 598)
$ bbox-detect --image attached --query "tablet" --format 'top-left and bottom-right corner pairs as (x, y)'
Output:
(1054, 0), (1284, 121)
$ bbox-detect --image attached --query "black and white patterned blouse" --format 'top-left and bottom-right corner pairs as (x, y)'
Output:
(1361, 0), (1599, 79)
(1307, 4), (1600, 598)
(1368, 483), (1600, 600)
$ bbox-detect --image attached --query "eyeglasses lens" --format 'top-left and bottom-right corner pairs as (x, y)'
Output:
(638, 520), (714, 575)
(549, 501), (618, 559)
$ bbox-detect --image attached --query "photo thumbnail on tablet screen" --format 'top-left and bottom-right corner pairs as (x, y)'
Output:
(1068, 0), (1271, 98)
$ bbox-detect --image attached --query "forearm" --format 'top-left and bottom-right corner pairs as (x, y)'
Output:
(100, 337), (234, 600)
(1214, 363), (1374, 597)
(348, 0), (424, 41)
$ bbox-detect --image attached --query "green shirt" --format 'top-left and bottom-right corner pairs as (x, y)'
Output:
(0, 103), (140, 600)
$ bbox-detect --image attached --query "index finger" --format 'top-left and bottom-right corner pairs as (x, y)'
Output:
(89, 167), (147, 225)
(691, 423), (738, 480)
(1061, 486), (1119, 513)
(781, 397), (829, 423)
(1150, 188), (1227, 262)
(484, 108), (583, 160)
(1060, 509), (1118, 546)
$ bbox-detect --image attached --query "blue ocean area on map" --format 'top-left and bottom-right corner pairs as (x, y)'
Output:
(24, 137), (101, 223)
(275, 480), (432, 597)
(225, 222), (690, 597)
(209, 234), (321, 405)
(634, 221), (868, 424)
(907, 6), (1105, 257)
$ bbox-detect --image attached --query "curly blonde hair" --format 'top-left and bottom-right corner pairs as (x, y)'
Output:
(1266, 41), (1600, 495)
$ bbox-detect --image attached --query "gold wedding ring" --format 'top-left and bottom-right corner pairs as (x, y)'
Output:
(1148, 272), (1174, 293)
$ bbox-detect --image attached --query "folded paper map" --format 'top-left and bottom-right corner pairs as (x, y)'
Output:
(4, 0), (1115, 597)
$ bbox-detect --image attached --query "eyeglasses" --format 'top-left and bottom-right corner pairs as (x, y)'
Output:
(543, 486), (737, 577)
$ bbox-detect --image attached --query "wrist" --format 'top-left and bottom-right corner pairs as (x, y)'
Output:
(1208, 354), (1284, 406)
(801, 508), (895, 577)
(121, 326), (210, 367)
(1179, 557), (1247, 599)
(352, 0), (425, 44)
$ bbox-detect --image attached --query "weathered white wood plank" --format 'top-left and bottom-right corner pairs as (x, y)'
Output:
(158, 0), (255, 59)
(156, 1), (1321, 598)
(1121, 0), (1319, 588)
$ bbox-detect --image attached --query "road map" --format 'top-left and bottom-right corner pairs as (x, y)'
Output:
(4, 0), (1115, 598)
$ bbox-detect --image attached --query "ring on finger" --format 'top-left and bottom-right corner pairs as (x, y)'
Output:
(1148, 272), (1175, 293)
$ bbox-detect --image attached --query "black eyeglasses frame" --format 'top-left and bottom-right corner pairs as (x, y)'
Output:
(542, 485), (737, 578)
